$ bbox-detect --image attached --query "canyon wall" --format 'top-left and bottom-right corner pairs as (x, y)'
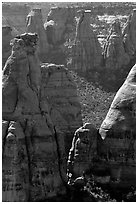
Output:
(2, 33), (82, 201)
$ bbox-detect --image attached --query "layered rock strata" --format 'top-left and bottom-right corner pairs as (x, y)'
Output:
(103, 20), (130, 71)
(44, 6), (75, 46)
(123, 9), (136, 62)
(2, 33), (82, 201)
(2, 17), (13, 67)
(67, 123), (97, 178)
(72, 10), (102, 72)
(26, 8), (49, 61)
(40, 63), (82, 153)
(99, 65), (136, 186)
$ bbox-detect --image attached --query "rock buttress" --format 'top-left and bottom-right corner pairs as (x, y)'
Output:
(72, 10), (102, 72)
(44, 6), (75, 46)
(67, 123), (97, 179)
(40, 63), (83, 154)
(103, 20), (130, 72)
(2, 17), (13, 67)
(26, 8), (49, 61)
(99, 65), (136, 187)
(123, 9), (136, 63)
(2, 33), (68, 201)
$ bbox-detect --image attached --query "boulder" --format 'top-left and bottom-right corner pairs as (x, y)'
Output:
(99, 65), (136, 187)
(103, 20), (130, 71)
(123, 9), (136, 62)
(26, 8), (49, 61)
(67, 123), (97, 178)
(72, 10), (102, 72)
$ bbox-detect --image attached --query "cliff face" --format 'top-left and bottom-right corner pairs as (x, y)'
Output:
(103, 20), (130, 71)
(44, 6), (75, 46)
(72, 10), (102, 72)
(26, 9), (49, 61)
(2, 33), (82, 201)
(40, 63), (83, 153)
(123, 9), (136, 62)
(99, 65), (136, 186)
(2, 26), (13, 67)
(67, 123), (97, 178)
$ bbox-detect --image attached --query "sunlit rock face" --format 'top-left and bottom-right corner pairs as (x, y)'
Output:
(103, 20), (130, 71)
(40, 63), (83, 153)
(2, 33), (71, 202)
(123, 9), (136, 62)
(72, 10), (102, 72)
(99, 65), (136, 187)
(26, 8), (49, 61)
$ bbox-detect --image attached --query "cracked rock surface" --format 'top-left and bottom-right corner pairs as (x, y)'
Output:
(2, 33), (82, 201)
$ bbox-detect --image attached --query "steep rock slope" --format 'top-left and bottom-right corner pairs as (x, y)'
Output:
(103, 20), (130, 72)
(2, 17), (14, 67)
(2, 33), (82, 201)
(2, 3), (30, 33)
(44, 6), (75, 46)
(123, 9), (136, 62)
(67, 123), (97, 178)
(72, 10), (102, 72)
(99, 65), (136, 187)
(40, 63), (82, 153)
(26, 8), (49, 61)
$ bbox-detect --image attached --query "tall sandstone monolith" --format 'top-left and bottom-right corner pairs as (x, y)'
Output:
(44, 6), (75, 46)
(26, 8), (49, 61)
(67, 123), (97, 179)
(99, 64), (136, 187)
(44, 6), (76, 64)
(123, 9), (136, 63)
(72, 10), (102, 72)
(2, 17), (13, 67)
(103, 20), (130, 72)
(2, 33), (82, 201)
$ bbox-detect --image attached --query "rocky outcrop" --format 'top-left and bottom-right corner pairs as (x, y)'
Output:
(67, 65), (136, 188)
(2, 3), (30, 33)
(43, 7), (76, 65)
(26, 8), (49, 61)
(67, 123), (97, 178)
(40, 63), (82, 153)
(123, 9), (136, 62)
(2, 33), (82, 201)
(72, 10), (102, 72)
(103, 20), (130, 71)
(99, 65), (136, 187)
(44, 6), (75, 46)
(2, 17), (13, 67)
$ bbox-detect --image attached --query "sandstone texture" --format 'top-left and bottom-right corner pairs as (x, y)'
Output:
(2, 3), (30, 33)
(72, 10), (102, 72)
(26, 8), (49, 61)
(2, 17), (13, 67)
(99, 65), (136, 187)
(103, 20), (130, 71)
(67, 123), (97, 178)
(40, 63), (82, 153)
(2, 33), (82, 201)
(44, 6), (75, 46)
(123, 9), (136, 62)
